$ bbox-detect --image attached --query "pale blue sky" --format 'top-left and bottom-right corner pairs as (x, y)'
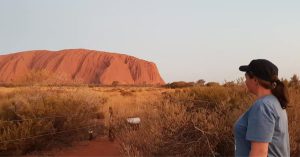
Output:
(1, 0), (299, 83)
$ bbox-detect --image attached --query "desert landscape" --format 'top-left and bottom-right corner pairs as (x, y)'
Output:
(1, 1), (300, 156)
(0, 50), (299, 156)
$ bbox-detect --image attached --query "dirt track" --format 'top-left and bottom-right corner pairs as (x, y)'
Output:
(54, 137), (121, 157)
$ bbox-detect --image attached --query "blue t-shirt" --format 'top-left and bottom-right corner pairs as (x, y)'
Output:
(234, 95), (290, 157)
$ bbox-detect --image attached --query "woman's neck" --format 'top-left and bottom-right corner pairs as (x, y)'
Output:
(255, 88), (272, 99)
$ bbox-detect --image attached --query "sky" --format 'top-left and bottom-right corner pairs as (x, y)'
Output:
(0, 0), (300, 83)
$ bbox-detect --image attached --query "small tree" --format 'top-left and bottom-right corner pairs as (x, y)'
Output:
(205, 82), (220, 87)
(112, 81), (119, 87)
(289, 74), (300, 88)
(196, 79), (205, 86)
(223, 81), (235, 87)
(166, 81), (194, 88)
(281, 78), (289, 87)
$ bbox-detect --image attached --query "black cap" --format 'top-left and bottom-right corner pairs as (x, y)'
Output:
(239, 59), (278, 82)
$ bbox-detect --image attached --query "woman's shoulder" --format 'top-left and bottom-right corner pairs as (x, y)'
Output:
(252, 95), (280, 116)
(254, 95), (279, 106)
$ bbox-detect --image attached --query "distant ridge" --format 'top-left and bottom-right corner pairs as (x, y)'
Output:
(0, 49), (165, 85)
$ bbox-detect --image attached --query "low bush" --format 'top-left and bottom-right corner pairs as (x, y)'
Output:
(0, 88), (107, 155)
(114, 85), (300, 156)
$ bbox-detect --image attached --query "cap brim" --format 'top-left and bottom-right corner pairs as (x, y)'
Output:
(239, 65), (249, 72)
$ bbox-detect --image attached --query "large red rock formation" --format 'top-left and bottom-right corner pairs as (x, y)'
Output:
(0, 49), (165, 85)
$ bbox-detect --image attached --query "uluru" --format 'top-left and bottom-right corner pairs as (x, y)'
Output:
(0, 49), (165, 85)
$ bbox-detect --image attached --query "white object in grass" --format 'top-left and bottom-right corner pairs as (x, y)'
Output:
(126, 117), (141, 124)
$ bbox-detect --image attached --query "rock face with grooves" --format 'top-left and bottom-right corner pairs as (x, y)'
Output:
(0, 49), (165, 85)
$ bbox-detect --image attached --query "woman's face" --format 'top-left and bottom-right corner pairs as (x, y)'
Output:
(245, 73), (257, 94)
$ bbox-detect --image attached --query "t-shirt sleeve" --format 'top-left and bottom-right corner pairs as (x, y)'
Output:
(246, 101), (276, 142)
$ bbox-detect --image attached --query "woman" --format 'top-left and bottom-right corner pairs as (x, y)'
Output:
(234, 59), (290, 157)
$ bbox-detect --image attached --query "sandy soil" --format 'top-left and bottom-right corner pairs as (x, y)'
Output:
(54, 137), (121, 157)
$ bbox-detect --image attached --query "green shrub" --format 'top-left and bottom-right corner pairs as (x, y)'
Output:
(165, 81), (194, 88)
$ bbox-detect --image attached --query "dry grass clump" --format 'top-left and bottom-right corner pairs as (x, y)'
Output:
(119, 89), (135, 97)
(112, 86), (251, 156)
(113, 85), (300, 156)
(0, 87), (106, 156)
(287, 87), (300, 156)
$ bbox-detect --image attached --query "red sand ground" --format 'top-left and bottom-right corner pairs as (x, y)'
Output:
(54, 137), (121, 157)
(25, 119), (120, 157)
(26, 137), (121, 157)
